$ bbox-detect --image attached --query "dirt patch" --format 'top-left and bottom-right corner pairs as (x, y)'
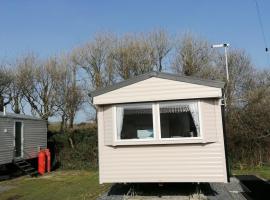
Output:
(0, 185), (16, 193)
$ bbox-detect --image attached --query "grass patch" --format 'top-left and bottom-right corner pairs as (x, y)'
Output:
(0, 170), (110, 200)
(232, 165), (270, 180)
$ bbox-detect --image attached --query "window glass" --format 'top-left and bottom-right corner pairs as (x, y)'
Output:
(116, 104), (154, 140)
(159, 101), (200, 138)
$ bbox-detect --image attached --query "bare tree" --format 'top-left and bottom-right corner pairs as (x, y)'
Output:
(218, 49), (254, 108)
(17, 55), (60, 121)
(72, 33), (116, 90)
(0, 64), (13, 111)
(172, 33), (217, 78)
(110, 34), (155, 80)
(70, 33), (117, 123)
(8, 60), (27, 114)
(56, 54), (84, 130)
(148, 29), (172, 71)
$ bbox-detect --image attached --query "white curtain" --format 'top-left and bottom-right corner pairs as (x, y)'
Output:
(188, 102), (200, 135)
(160, 105), (189, 113)
(116, 107), (124, 139)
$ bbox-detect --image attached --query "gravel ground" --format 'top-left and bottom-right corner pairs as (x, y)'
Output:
(98, 177), (247, 200)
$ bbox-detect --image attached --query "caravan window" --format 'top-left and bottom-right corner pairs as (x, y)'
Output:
(159, 101), (200, 138)
(116, 104), (154, 140)
(115, 100), (201, 142)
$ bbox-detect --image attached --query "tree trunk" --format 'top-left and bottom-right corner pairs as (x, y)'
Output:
(69, 116), (74, 129)
(14, 96), (20, 114)
(158, 57), (162, 72)
(60, 114), (66, 133)
(68, 137), (75, 149)
(69, 64), (76, 129)
(0, 95), (4, 112)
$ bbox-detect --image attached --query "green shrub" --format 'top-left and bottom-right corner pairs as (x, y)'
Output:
(49, 124), (98, 170)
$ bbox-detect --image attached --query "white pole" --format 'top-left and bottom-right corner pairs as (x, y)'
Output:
(211, 43), (230, 82)
(211, 43), (230, 107)
(224, 46), (229, 82)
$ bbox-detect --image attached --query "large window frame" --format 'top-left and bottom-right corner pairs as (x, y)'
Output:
(113, 100), (203, 143)
(157, 100), (203, 141)
(114, 103), (157, 142)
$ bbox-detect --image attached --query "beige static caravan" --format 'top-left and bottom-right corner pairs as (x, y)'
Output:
(91, 72), (229, 184)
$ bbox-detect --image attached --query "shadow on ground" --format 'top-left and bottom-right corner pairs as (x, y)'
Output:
(0, 154), (59, 182)
(237, 175), (270, 200)
(0, 164), (23, 181)
(100, 182), (216, 199)
(0, 158), (43, 181)
(100, 176), (270, 200)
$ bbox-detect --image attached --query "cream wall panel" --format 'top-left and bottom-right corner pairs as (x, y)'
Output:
(94, 77), (222, 105)
(99, 139), (227, 183)
(201, 99), (218, 142)
(103, 106), (114, 146)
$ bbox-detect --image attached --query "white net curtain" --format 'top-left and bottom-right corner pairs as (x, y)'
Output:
(159, 101), (200, 136)
(116, 107), (124, 140)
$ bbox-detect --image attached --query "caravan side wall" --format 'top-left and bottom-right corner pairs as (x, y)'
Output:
(23, 120), (47, 159)
(0, 118), (14, 165)
(98, 99), (228, 183)
(0, 118), (47, 165)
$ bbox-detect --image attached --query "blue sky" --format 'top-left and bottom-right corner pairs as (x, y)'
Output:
(1, 0), (270, 122)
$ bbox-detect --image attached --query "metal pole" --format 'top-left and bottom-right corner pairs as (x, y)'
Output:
(222, 46), (230, 181)
(224, 46), (229, 82)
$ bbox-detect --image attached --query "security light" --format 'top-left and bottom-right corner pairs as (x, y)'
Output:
(211, 44), (230, 48)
